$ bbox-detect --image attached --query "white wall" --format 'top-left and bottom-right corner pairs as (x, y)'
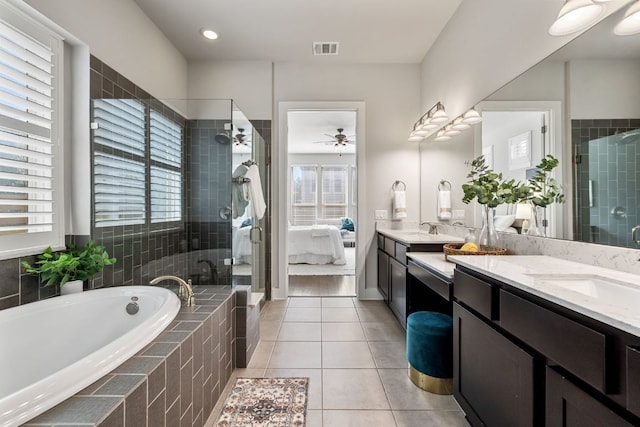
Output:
(274, 63), (421, 296)
(569, 59), (640, 119)
(419, 0), (627, 122)
(288, 153), (355, 165)
(188, 60), (273, 119)
(25, 0), (188, 99)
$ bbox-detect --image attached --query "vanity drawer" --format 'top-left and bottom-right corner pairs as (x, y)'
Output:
(408, 261), (451, 301)
(626, 346), (640, 415)
(394, 242), (408, 264)
(384, 237), (395, 257)
(500, 290), (607, 392)
(377, 233), (385, 249)
(453, 269), (494, 320)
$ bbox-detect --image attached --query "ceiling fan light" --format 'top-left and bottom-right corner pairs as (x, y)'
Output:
(462, 107), (482, 124)
(549, 0), (603, 36)
(434, 130), (451, 142)
(614, 0), (640, 36)
(451, 117), (471, 131)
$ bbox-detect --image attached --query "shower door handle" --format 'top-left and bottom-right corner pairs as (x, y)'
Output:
(632, 225), (640, 244)
(250, 226), (263, 243)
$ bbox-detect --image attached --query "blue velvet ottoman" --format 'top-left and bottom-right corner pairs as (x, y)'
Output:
(406, 311), (453, 394)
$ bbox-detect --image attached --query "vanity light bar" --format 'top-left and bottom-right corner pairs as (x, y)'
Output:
(409, 106), (482, 142)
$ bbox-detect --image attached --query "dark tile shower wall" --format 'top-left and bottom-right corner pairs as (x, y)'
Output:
(185, 120), (233, 285)
(572, 119), (640, 247)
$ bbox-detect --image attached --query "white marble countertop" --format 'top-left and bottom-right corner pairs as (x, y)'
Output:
(449, 255), (640, 337)
(407, 252), (455, 280)
(377, 228), (464, 245)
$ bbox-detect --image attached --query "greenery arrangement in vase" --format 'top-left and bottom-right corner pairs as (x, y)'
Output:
(22, 241), (116, 292)
(462, 154), (564, 247)
(520, 155), (565, 236)
(462, 156), (527, 250)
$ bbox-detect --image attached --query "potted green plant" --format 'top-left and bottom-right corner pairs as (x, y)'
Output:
(22, 241), (116, 295)
(462, 155), (527, 249)
(520, 154), (565, 236)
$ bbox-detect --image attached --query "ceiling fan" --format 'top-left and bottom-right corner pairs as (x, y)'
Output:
(234, 128), (251, 148)
(312, 128), (356, 147)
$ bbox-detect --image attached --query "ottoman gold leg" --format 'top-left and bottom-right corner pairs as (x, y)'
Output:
(408, 364), (453, 395)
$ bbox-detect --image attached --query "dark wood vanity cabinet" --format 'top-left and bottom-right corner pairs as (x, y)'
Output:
(376, 233), (443, 328)
(453, 266), (640, 427)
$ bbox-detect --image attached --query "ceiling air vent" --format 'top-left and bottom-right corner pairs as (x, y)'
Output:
(312, 42), (339, 56)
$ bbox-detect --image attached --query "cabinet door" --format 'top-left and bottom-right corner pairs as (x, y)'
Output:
(389, 257), (407, 328)
(453, 302), (536, 427)
(377, 249), (389, 302)
(546, 366), (633, 427)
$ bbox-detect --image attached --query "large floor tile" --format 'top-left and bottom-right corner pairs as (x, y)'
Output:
(322, 341), (376, 368)
(288, 297), (322, 308)
(283, 307), (322, 322)
(321, 297), (355, 308)
(260, 305), (287, 322)
(356, 305), (398, 323)
(362, 321), (407, 342)
(378, 369), (460, 411)
(246, 340), (275, 369)
(268, 341), (322, 369)
(394, 410), (470, 427)
(305, 410), (323, 427)
(322, 307), (360, 322)
(323, 369), (390, 410)
(323, 410), (397, 427)
(259, 320), (281, 341)
(369, 341), (408, 368)
(265, 368), (322, 410)
(277, 322), (322, 341)
(321, 322), (365, 341)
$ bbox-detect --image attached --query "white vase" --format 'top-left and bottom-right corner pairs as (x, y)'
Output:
(60, 279), (83, 295)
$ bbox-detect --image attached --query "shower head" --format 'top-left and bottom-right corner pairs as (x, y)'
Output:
(215, 132), (231, 144)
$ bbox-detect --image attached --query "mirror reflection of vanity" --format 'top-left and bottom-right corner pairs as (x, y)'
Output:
(420, 5), (640, 250)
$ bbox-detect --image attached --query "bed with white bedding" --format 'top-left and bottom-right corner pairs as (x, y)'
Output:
(232, 224), (346, 265)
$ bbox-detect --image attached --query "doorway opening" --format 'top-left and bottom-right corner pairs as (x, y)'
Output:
(286, 110), (357, 297)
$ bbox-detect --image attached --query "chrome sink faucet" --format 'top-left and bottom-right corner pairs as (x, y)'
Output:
(420, 222), (438, 235)
(150, 275), (195, 306)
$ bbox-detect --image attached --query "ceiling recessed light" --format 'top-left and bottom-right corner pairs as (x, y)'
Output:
(201, 29), (219, 40)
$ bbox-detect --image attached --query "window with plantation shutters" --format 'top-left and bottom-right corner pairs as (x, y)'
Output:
(150, 110), (182, 223)
(0, 4), (64, 259)
(93, 99), (146, 227)
(291, 165), (317, 225)
(321, 166), (347, 219)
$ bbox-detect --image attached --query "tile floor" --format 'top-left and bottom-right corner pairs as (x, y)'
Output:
(206, 297), (469, 427)
(289, 275), (356, 297)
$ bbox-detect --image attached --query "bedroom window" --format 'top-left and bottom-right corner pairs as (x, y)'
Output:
(321, 166), (347, 219)
(0, 4), (64, 259)
(291, 165), (317, 225)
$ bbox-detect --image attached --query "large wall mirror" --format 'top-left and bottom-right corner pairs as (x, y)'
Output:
(421, 4), (640, 250)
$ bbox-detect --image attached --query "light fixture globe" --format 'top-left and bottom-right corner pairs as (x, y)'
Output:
(430, 107), (448, 124)
(434, 130), (451, 142)
(451, 116), (471, 131)
(443, 124), (461, 136)
(614, 0), (640, 35)
(408, 134), (423, 142)
(420, 121), (439, 131)
(549, 0), (604, 36)
(461, 107), (482, 125)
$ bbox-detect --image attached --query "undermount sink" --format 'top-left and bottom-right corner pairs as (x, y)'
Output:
(525, 273), (640, 303)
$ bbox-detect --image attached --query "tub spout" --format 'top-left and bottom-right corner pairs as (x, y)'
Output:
(149, 275), (195, 307)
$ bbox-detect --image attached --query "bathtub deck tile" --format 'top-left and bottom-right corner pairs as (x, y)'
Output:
(94, 374), (146, 397)
(173, 320), (202, 332)
(25, 396), (121, 425)
(77, 375), (114, 396)
(124, 380), (147, 427)
(142, 342), (179, 358)
(156, 330), (191, 343)
(112, 356), (163, 376)
(176, 312), (210, 322)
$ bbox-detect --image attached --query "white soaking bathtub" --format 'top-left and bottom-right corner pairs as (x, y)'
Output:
(0, 286), (181, 427)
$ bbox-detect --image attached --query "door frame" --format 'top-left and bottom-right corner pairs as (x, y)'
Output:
(273, 101), (366, 300)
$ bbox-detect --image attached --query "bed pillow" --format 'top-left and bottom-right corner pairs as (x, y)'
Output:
(341, 217), (355, 232)
(240, 218), (252, 228)
(494, 214), (515, 231)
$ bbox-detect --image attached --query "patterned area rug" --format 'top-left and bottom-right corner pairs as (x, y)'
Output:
(216, 377), (309, 427)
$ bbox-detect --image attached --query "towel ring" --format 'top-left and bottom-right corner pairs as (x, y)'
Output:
(438, 180), (451, 191)
(392, 180), (406, 191)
